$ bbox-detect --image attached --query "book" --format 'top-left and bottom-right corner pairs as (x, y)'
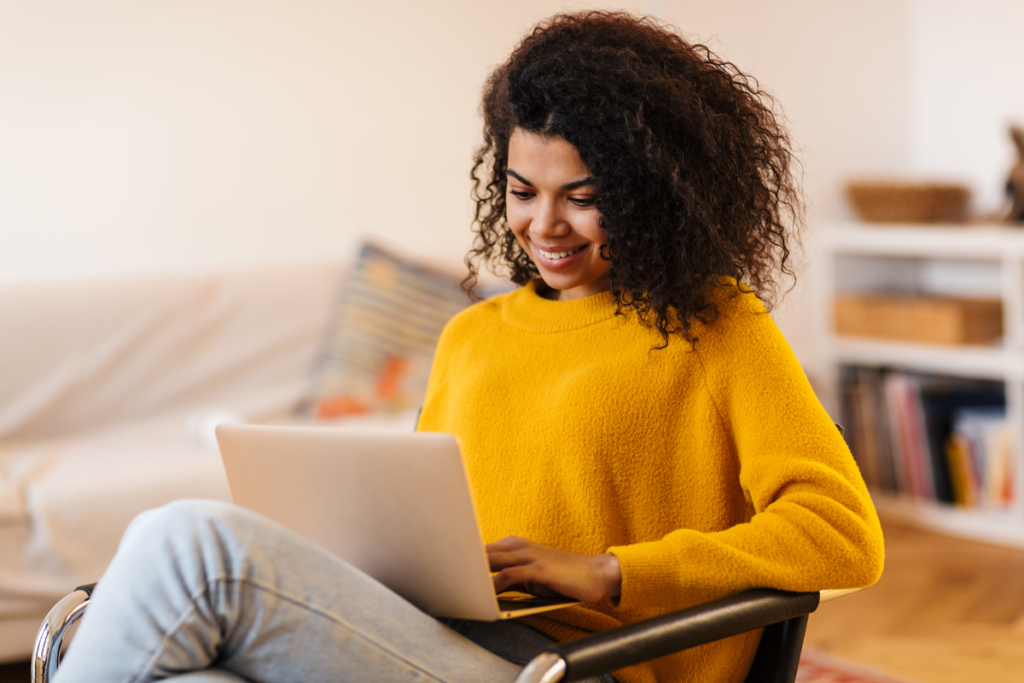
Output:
(951, 407), (1011, 508)
(839, 365), (1009, 507)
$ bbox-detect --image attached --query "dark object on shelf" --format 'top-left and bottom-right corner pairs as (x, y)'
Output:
(1006, 126), (1024, 222)
(845, 181), (971, 224)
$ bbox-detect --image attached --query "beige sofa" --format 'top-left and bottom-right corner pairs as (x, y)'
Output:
(0, 261), (419, 662)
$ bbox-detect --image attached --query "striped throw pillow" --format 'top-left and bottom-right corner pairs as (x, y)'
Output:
(302, 242), (473, 418)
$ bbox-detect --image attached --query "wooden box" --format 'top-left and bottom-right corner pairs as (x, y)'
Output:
(833, 294), (1003, 345)
(845, 181), (971, 223)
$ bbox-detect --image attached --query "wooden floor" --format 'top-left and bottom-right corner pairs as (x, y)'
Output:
(806, 518), (1024, 683)
(3, 517), (1022, 683)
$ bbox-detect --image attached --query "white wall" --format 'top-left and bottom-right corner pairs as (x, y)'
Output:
(0, 0), (641, 286)
(908, 0), (1024, 215)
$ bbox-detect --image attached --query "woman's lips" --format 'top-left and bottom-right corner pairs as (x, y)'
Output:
(533, 244), (588, 269)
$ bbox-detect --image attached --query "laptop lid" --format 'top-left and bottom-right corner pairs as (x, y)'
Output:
(216, 424), (575, 621)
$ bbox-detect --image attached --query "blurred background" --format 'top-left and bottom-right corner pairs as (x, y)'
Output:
(3, 0), (1023, 379)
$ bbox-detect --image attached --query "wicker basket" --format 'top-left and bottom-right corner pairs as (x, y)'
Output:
(845, 181), (971, 224)
(834, 294), (1003, 345)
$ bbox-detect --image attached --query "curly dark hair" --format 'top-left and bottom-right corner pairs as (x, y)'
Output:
(465, 11), (802, 346)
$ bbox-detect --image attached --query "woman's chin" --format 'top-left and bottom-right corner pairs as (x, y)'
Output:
(535, 274), (611, 301)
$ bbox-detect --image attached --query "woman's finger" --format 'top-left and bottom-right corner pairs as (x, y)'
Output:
(486, 549), (535, 571)
(492, 565), (541, 593)
(484, 535), (530, 552)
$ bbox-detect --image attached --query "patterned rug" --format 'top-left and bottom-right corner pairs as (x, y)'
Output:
(798, 649), (918, 683)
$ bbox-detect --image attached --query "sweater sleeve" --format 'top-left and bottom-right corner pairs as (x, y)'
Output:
(608, 292), (885, 611)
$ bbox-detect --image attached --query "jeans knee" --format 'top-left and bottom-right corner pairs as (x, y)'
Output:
(113, 500), (272, 589)
(122, 500), (249, 553)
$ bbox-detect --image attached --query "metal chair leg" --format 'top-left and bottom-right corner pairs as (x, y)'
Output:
(31, 584), (94, 683)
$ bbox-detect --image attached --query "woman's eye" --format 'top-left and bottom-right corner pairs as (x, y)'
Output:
(570, 196), (597, 207)
(510, 190), (534, 201)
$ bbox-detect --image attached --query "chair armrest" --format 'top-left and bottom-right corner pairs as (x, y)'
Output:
(515, 588), (821, 683)
(32, 584), (96, 683)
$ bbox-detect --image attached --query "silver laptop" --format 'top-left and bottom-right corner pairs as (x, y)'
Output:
(215, 423), (578, 621)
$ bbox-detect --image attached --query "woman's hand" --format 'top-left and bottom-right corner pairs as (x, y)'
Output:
(486, 536), (622, 604)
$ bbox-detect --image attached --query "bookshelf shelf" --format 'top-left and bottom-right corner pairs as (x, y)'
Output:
(817, 222), (1024, 545)
(825, 222), (1024, 259)
(872, 493), (1024, 549)
(828, 338), (1016, 381)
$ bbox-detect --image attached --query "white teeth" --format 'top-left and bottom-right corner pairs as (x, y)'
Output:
(538, 246), (583, 259)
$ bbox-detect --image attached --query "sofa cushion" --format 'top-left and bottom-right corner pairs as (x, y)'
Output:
(301, 242), (473, 418)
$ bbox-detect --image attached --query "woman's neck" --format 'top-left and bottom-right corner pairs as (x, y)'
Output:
(534, 277), (613, 301)
(536, 281), (561, 301)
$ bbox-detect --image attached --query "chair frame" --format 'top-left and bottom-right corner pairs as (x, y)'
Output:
(32, 583), (93, 683)
(515, 588), (821, 683)
(31, 585), (860, 683)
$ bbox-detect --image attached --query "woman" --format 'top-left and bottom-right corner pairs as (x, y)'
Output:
(55, 11), (883, 683)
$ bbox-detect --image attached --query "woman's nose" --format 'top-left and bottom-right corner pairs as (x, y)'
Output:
(531, 200), (570, 237)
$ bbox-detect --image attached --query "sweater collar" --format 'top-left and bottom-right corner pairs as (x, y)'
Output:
(501, 280), (620, 332)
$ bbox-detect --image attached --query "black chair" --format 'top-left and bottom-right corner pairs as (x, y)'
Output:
(512, 588), (862, 683)
(32, 583), (863, 683)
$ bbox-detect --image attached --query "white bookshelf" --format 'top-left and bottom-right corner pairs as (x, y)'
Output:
(817, 222), (1024, 547)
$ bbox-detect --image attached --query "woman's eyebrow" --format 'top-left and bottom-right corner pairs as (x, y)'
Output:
(561, 177), (596, 191)
(506, 169), (596, 191)
(507, 169), (533, 186)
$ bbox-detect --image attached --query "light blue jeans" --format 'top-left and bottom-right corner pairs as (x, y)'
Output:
(53, 500), (617, 683)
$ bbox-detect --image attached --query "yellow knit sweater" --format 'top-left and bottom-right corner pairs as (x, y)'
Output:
(417, 280), (884, 683)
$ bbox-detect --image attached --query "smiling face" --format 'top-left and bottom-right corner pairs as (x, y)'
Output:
(506, 129), (612, 301)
